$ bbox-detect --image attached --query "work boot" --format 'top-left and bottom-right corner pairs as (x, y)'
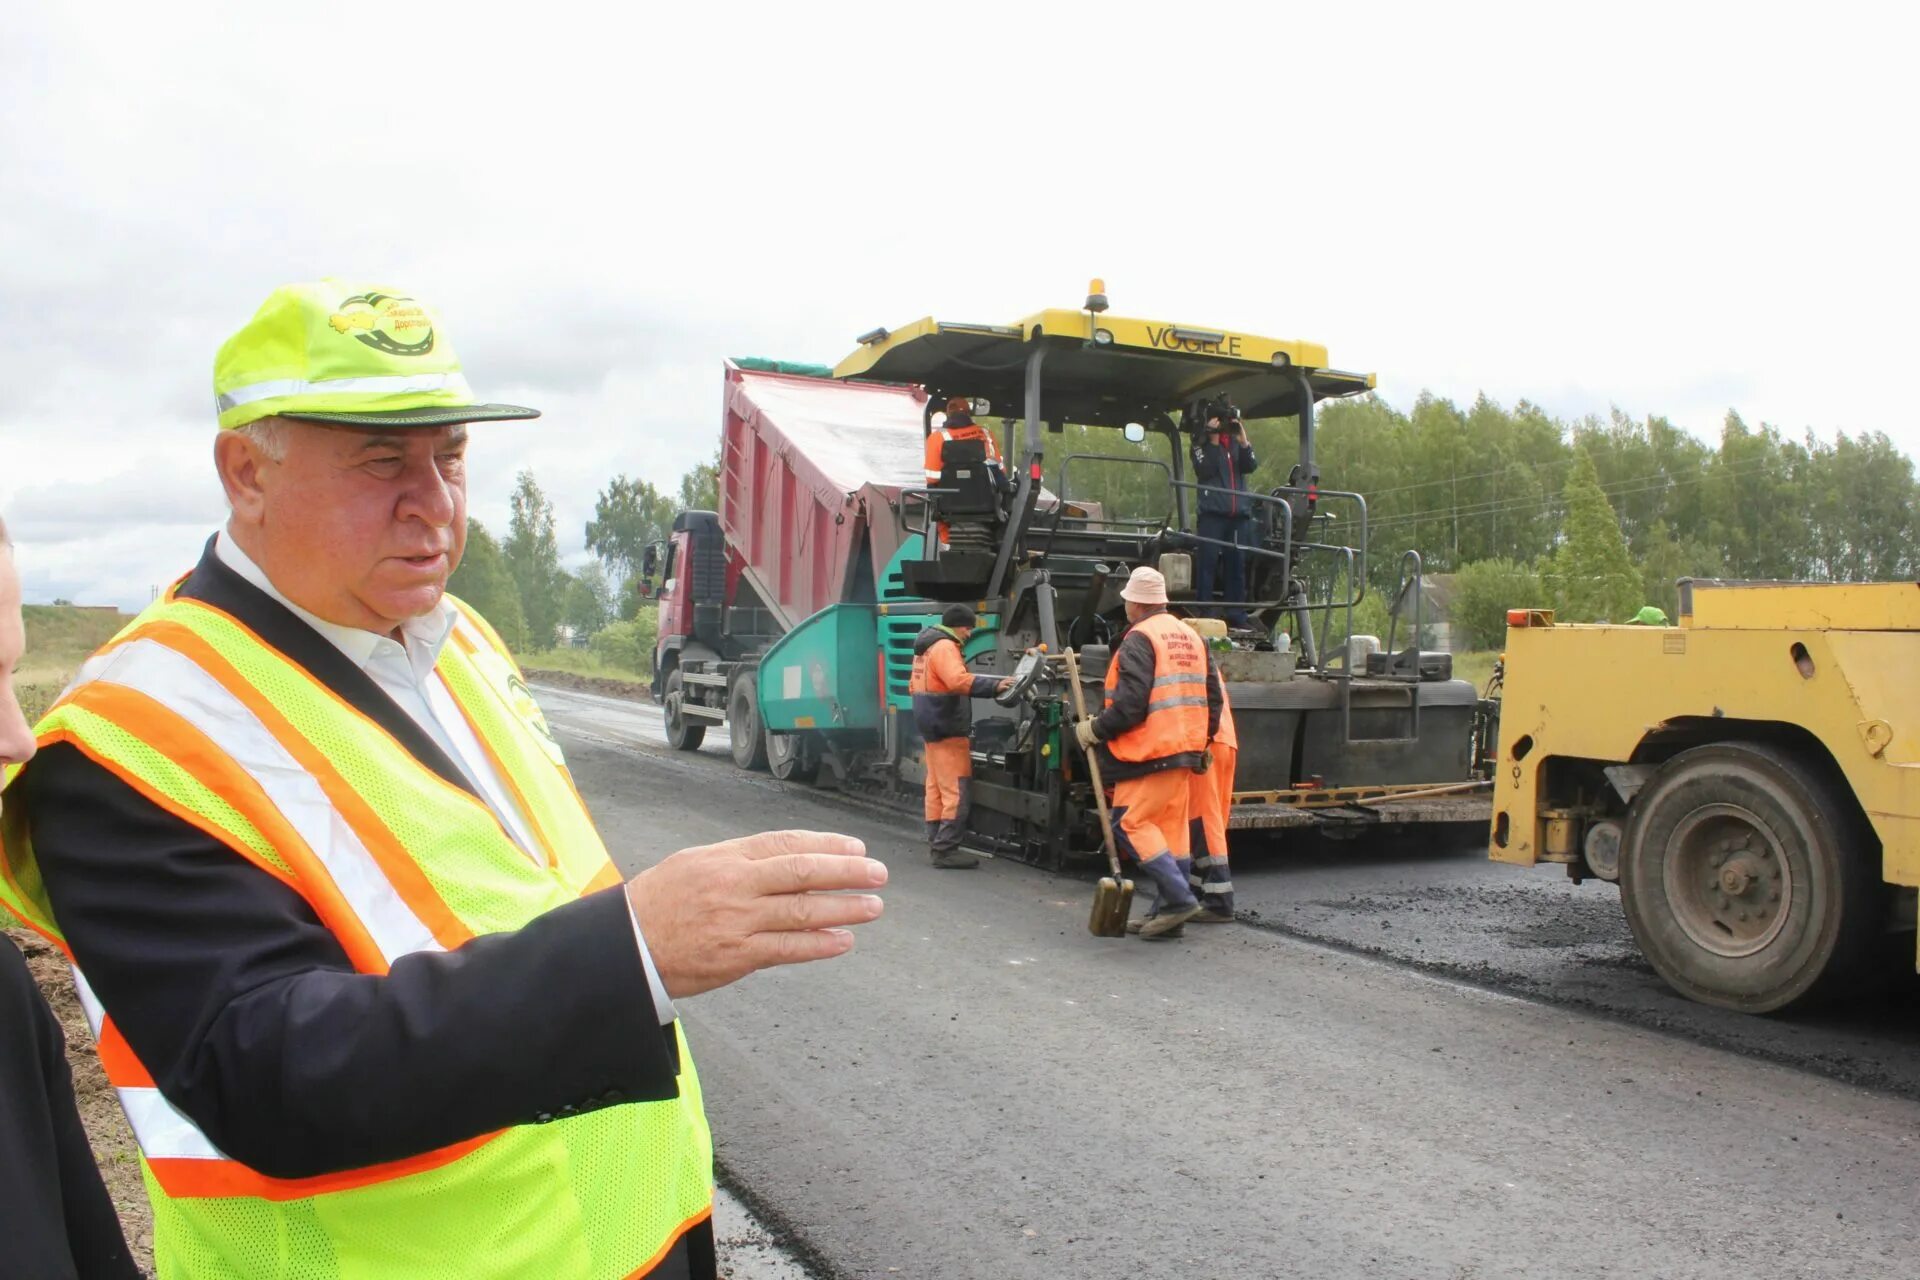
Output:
(1190, 907), (1234, 924)
(1138, 904), (1199, 938)
(1126, 915), (1184, 937)
(931, 847), (980, 870)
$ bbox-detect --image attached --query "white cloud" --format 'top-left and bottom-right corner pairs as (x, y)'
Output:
(3, 0), (1916, 607)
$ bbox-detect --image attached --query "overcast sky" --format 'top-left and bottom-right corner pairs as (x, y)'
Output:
(3, 2), (1914, 608)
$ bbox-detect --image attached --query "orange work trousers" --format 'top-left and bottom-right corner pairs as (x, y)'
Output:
(1109, 769), (1192, 861)
(1188, 743), (1236, 859)
(923, 737), (972, 822)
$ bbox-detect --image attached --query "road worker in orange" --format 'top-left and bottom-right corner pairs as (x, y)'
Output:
(1183, 624), (1238, 922)
(1074, 566), (1223, 938)
(924, 396), (1008, 546)
(909, 604), (1010, 869)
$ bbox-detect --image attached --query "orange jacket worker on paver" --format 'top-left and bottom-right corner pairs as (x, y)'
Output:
(1185, 655), (1238, 922)
(1074, 566), (1223, 939)
(924, 396), (1007, 545)
(0, 514), (142, 1279)
(909, 604), (1009, 869)
(0, 280), (888, 1280)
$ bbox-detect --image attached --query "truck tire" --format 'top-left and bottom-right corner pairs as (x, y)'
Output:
(664, 670), (705, 752)
(767, 731), (820, 784)
(1619, 741), (1878, 1014)
(729, 671), (769, 772)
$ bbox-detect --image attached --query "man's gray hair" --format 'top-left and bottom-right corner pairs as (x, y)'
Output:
(234, 416), (291, 461)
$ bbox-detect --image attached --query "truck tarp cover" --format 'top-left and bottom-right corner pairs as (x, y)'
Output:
(722, 364), (929, 629)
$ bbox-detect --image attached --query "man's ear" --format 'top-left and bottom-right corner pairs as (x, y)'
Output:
(215, 432), (269, 523)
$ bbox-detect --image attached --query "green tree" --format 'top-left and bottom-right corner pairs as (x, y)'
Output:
(586, 475), (677, 590)
(1448, 558), (1546, 650)
(448, 520), (527, 651)
(1547, 452), (1641, 622)
(561, 562), (615, 641)
(504, 469), (564, 648)
(590, 609), (658, 677)
(678, 452), (720, 513)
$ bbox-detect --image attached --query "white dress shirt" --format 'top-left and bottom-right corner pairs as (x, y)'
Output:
(215, 532), (675, 1024)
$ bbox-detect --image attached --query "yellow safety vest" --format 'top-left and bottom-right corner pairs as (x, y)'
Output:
(0, 590), (712, 1279)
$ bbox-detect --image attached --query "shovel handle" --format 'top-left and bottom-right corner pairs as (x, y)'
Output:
(1064, 648), (1124, 880)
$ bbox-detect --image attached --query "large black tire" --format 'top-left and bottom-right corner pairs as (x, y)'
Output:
(767, 730), (820, 784)
(664, 670), (705, 752)
(729, 670), (769, 772)
(1619, 741), (1879, 1014)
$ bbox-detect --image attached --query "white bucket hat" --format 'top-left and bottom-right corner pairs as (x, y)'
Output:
(1119, 566), (1169, 605)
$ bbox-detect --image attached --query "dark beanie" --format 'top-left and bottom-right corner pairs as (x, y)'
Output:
(942, 604), (977, 629)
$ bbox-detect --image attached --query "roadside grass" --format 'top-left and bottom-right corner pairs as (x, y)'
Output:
(19, 606), (132, 722)
(1451, 649), (1500, 693)
(518, 646), (650, 683)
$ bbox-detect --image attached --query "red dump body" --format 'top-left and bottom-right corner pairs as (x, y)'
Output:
(719, 362), (930, 630)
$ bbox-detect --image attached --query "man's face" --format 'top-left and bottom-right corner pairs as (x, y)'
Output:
(0, 551), (34, 773)
(221, 422), (469, 632)
(953, 624), (973, 642)
(1124, 600), (1153, 624)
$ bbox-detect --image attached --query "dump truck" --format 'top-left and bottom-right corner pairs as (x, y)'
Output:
(647, 291), (1492, 866)
(644, 359), (930, 773)
(1491, 581), (1920, 1013)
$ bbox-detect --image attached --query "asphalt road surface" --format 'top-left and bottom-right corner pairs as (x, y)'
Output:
(541, 685), (1920, 1280)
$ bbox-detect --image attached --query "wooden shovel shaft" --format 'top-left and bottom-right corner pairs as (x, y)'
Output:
(1064, 649), (1123, 880)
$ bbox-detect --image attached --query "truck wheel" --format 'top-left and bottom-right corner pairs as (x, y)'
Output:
(664, 671), (705, 752)
(729, 671), (769, 771)
(1619, 741), (1878, 1014)
(767, 731), (819, 784)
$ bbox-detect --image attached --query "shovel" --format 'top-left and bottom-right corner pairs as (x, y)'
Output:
(1065, 648), (1132, 936)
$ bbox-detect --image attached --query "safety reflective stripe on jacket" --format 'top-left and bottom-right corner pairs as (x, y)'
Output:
(923, 423), (1003, 483)
(0, 591), (712, 1278)
(1102, 612), (1211, 764)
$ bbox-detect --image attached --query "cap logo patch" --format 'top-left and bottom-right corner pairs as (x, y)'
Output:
(327, 292), (436, 357)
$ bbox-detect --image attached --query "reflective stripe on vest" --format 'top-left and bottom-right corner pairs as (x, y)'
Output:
(0, 590), (712, 1277)
(1103, 612), (1211, 764)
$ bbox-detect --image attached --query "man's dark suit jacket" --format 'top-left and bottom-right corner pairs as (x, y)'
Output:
(20, 544), (714, 1277)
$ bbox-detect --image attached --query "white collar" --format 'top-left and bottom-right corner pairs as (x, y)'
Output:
(214, 530), (456, 676)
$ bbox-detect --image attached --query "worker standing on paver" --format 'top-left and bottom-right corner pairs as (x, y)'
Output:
(1189, 401), (1259, 628)
(1184, 621), (1238, 923)
(1075, 567), (1222, 938)
(0, 280), (888, 1280)
(910, 604), (1009, 869)
(924, 396), (1007, 546)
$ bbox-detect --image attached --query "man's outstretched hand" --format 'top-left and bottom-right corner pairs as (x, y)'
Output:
(626, 830), (887, 999)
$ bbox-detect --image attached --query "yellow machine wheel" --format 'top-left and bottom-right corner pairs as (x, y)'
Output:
(1620, 741), (1878, 1014)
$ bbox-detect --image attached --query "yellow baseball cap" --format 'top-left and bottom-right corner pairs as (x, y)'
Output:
(212, 280), (540, 430)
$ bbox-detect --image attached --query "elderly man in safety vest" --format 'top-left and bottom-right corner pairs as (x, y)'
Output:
(1073, 566), (1223, 939)
(0, 281), (888, 1280)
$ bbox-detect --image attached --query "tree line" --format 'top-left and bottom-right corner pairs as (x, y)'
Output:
(449, 456), (719, 662)
(1048, 393), (1917, 650)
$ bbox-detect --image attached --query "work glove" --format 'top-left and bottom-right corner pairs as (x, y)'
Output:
(1196, 747), (1213, 775)
(1074, 719), (1100, 751)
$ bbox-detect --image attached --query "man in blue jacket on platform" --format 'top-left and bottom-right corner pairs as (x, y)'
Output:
(1190, 401), (1259, 628)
